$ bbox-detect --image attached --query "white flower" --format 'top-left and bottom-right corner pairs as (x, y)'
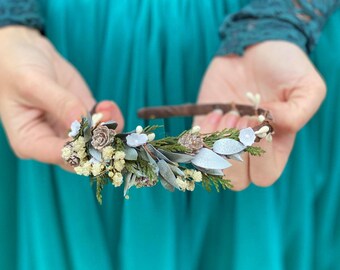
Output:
(102, 146), (115, 161)
(184, 169), (193, 177)
(136, 125), (143, 134)
(186, 181), (195, 191)
(108, 171), (114, 178)
(114, 151), (126, 160)
(258, 115), (266, 123)
(112, 173), (123, 187)
(77, 148), (87, 160)
(68, 120), (81, 137)
(190, 126), (201, 134)
(147, 133), (155, 142)
(61, 146), (72, 160)
(239, 127), (256, 146)
(74, 161), (92, 176)
(126, 133), (148, 147)
(246, 92), (261, 109)
(192, 171), (202, 182)
(114, 159), (125, 172)
(92, 162), (104, 177)
(176, 177), (188, 191)
(91, 113), (103, 127)
(73, 136), (86, 152)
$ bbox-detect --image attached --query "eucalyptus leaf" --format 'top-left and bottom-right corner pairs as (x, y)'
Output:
(213, 138), (246, 155)
(140, 147), (159, 175)
(157, 160), (179, 189)
(124, 173), (136, 196)
(146, 144), (176, 165)
(89, 147), (102, 162)
(168, 164), (185, 177)
(227, 153), (243, 162)
(194, 165), (224, 176)
(160, 177), (175, 192)
(158, 149), (194, 163)
(191, 148), (231, 170)
(124, 146), (138, 161)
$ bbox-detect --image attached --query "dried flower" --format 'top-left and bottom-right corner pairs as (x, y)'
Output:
(176, 177), (188, 191)
(136, 125), (143, 134)
(126, 133), (148, 147)
(91, 125), (115, 150)
(73, 136), (86, 152)
(178, 133), (203, 152)
(114, 159), (125, 172)
(190, 126), (201, 134)
(61, 145), (72, 160)
(192, 171), (202, 182)
(147, 133), (155, 142)
(112, 173), (123, 187)
(239, 127), (256, 146)
(92, 162), (104, 177)
(67, 155), (80, 167)
(114, 151), (126, 160)
(186, 181), (195, 191)
(74, 161), (92, 176)
(91, 113), (103, 127)
(68, 120), (81, 137)
(135, 177), (157, 188)
(102, 146), (115, 161)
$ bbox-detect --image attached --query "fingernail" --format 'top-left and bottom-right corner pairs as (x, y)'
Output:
(225, 112), (239, 128)
(209, 109), (223, 124)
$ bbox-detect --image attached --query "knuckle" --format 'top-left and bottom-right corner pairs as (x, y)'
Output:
(17, 71), (40, 98)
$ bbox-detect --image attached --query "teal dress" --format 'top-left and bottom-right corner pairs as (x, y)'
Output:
(1, 1), (340, 269)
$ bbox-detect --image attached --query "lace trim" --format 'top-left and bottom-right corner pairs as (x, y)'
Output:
(0, 0), (44, 31)
(218, 0), (340, 55)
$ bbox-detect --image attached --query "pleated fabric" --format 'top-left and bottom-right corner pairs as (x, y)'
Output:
(0, 1), (339, 269)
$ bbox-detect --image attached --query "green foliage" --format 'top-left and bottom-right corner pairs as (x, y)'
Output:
(150, 137), (189, 153)
(245, 146), (265, 156)
(203, 128), (240, 147)
(95, 177), (108, 204)
(202, 173), (233, 192)
(144, 125), (163, 133)
(136, 156), (158, 181)
(114, 137), (125, 151)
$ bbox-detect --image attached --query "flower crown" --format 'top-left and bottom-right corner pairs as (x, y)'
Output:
(62, 93), (273, 203)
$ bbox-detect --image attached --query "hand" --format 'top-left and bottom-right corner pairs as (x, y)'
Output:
(0, 26), (124, 167)
(194, 41), (326, 190)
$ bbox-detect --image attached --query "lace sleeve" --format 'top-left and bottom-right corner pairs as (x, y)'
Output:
(0, 0), (44, 31)
(218, 0), (340, 55)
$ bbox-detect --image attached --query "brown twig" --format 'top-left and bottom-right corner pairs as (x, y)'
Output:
(138, 103), (273, 120)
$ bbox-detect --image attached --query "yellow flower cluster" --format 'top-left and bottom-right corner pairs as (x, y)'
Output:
(74, 161), (92, 176)
(184, 169), (202, 182)
(113, 151), (126, 172)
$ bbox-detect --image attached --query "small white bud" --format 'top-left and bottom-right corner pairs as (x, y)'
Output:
(266, 133), (273, 142)
(254, 126), (270, 135)
(258, 115), (265, 123)
(92, 113), (103, 127)
(256, 133), (267, 138)
(147, 133), (156, 142)
(191, 125), (201, 134)
(136, 125), (143, 134)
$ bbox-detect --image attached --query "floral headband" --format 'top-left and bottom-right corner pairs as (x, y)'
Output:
(62, 93), (273, 203)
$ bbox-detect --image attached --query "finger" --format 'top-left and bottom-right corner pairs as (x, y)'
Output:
(57, 56), (96, 110)
(1, 107), (68, 165)
(220, 116), (251, 191)
(250, 131), (295, 187)
(194, 109), (224, 133)
(218, 111), (240, 129)
(95, 100), (125, 132)
(19, 76), (89, 129)
(263, 75), (326, 132)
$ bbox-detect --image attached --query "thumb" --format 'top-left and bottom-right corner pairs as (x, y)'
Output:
(263, 78), (326, 133)
(23, 76), (90, 128)
(95, 100), (125, 132)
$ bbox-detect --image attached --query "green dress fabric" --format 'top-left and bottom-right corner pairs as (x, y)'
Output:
(1, 0), (340, 269)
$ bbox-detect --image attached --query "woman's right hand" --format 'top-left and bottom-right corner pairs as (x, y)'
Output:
(0, 26), (124, 166)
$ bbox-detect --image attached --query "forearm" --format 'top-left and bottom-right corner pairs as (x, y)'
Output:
(218, 0), (340, 55)
(0, 0), (43, 31)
